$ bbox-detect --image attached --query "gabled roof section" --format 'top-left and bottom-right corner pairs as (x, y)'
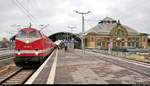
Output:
(85, 17), (140, 36)
(85, 23), (117, 35)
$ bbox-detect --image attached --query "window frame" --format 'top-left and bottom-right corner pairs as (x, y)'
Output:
(28, 30), (40, 38)
(17, 30), (27, 38)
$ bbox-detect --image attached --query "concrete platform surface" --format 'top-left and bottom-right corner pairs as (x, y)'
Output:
(54, 49), (150, 84)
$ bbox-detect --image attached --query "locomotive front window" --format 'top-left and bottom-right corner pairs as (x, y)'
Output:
(18, 30), (27, 38)
(29, 31), (39, 38)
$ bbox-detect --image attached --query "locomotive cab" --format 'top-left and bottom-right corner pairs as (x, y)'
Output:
(15, 29), (42, 55)
(18, 29), (40, 37)
(14, 28), (54, 67)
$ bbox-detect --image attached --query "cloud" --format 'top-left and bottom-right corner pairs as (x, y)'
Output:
(0, 0), (150, 40)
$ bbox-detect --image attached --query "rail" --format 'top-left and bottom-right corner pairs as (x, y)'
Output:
(0, 48), (9, 51)
(0, 67), (23, 83)
(1, 67), (35, 84)
(0, 50), (14, 60)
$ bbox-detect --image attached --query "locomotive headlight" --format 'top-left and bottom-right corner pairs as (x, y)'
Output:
(18, 52), (21, 55)
(26, 40), (29, 43)
(35, 51), (39, 55)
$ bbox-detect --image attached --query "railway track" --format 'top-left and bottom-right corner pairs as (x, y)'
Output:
(87, 50), (150, 77)
(0, 56), (14, 60)
(0, 67), (35, 84)
(0, 50), (14, 60)
(0, 56), (15, 69)
(0, 48), (9, 51)
(0, 49), (56, 84)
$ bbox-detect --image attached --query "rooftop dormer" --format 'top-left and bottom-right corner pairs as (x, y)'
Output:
(98, 17), (117, 24)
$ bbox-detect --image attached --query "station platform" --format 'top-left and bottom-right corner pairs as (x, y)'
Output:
(55, 49), (108, 84)
(26, 48), (150, 84)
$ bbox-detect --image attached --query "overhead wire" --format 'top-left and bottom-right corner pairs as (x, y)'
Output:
(26, 0), (39, 23)
(84, 12), (101, 30)
(15, 0), (36, 20)
(32, 0), (55, 34)
(85, 18), (97, 29)
(11, 0), (33, 22)
(12, 0), (76, 35)
(14, 0), (37, 24)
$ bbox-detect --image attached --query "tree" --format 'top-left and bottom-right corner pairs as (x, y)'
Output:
(2, 37), (9, 42)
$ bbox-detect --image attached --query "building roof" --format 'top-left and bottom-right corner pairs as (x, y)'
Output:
(85, 17), (140, 35)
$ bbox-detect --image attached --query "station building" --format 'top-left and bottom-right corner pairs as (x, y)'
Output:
(84, 17), (148, 49)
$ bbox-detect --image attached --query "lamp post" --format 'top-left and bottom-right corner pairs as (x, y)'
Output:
(67, 26), (76, 41)
(74, 10), (91, 55)
(67, 26), (76, 49)
(116, 37), (121, 56)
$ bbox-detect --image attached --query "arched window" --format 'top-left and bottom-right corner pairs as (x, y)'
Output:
(112, 29), (125, 39)
(112, 29), (125, 47)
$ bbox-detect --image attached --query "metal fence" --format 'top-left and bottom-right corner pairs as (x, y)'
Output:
(86, 48), (150, 62)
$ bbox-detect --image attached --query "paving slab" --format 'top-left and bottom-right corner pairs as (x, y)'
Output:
(54, 49), (150, 84)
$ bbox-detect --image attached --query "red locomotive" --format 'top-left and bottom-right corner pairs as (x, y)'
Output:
(14, 27), (55, 67)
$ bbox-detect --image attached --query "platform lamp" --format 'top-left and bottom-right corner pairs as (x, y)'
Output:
(74, 10), (91, 55)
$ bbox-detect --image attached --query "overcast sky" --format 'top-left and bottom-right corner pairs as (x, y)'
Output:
(0, 0), (150, 40)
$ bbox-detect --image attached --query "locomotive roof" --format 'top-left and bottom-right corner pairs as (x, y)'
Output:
(20, 28), (40, 31)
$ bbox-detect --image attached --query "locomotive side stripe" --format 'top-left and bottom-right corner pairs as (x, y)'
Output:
(15, 47), (53, 54)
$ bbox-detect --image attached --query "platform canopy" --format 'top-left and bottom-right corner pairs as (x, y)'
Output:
(48, 32), (81, 42)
